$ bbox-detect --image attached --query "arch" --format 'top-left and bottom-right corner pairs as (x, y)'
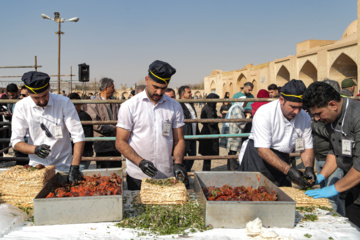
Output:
(210, 80), (216, 93)
(252, 79), (257, 96)
(276, 65), (290, 87)
(329, 53), (357, 81)
(122, 92), (129, 99)
(236, 74), (247, 91)
(229, 82), (233, 97)
(194, 91), (201, 97)
(299, 60), (317, 86)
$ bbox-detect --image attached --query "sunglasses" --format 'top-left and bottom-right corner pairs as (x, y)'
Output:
(20, 94), (27, 97)
(40, 123), (53, 138)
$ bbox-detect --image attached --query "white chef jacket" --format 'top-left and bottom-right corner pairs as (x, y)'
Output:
(116, 90), (185, 180)
(11, 93), (85, 172)
(248, 99), (313, 154)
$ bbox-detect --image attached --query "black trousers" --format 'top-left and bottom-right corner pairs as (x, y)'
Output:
(239, 139), (291, 187)
(96, 151), (122, 169)
(126, 173), (142, 190)
(227, 150), (239, 171)
(345, 190), (360, 227)
(185, 140), (197, 172)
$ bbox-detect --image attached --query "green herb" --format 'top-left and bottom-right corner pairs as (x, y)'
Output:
(303, 214), (318, 222)
(329, 237), (334, 240)
(16, 204), (33, 216)
(304, 233), (312, 238)
(318, 206), (334, 212)
(116, 199), (212, 236)
(296, 206), (315, 213)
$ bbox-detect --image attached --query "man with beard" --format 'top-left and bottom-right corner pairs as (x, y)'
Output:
(116, 60), (188, 190)
(10, 71), (85, 183)
(239, 79), (315, 188)
(303, 82), (360, 227)
(232, 82), (254, 114)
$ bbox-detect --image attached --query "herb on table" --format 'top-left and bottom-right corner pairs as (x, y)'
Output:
(296, 206), (315, 213)
(329, 237), (334, 240)
(116, 200), (212, 236)
(303, 214), (318, 222)
(304, 233), (312, 238)
(318, 206), (334, 212)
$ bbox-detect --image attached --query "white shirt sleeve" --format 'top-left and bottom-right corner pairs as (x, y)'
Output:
(302, 114), (313, 149)
(10, 103), (28, 148)
(252, 109), (272, 148)
(173, 102), (185, 129)
(116, 102), (132, 131)
(63, 98), (85, 143)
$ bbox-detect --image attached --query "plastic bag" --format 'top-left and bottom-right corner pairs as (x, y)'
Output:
(0, 204), (27, 237)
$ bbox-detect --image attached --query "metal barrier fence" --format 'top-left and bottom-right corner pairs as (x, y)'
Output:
(1, 97), (303, 163)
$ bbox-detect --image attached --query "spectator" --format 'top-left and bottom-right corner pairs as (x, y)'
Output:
(268, 84), (279, 98)
(86, 77), (122, 169)
(129, 90), (136, 99)
(220, 96), (248, 170)
(19, 86), (29, 99)
(68, 93), (94, 171)
(232, 82), (254, 114)
(341, 78), (356, 96)
(251, 89), (270, 116)
(165, 88), (176, 99)
(62, 90), (66, 96)
(199, 93), (220, 171)
(178, 85), (199, 172)
(220, 93), (231, 118)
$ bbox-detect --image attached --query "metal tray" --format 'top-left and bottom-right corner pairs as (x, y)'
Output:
(34, 168), (123, 225)
(193, 171), (296, 228)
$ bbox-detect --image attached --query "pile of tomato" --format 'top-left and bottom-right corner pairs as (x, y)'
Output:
(202, 185), (277, 201)
(46, 173), (122, 198)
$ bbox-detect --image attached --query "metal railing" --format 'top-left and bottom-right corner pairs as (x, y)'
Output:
(0, 97), (303, 163)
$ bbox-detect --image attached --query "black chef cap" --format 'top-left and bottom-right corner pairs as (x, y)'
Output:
(148, 60), (176, 84)
(21, 71), (50, 94)
(280, 79), (306, 102)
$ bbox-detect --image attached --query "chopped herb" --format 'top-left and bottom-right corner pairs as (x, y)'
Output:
(304, 233), (312, 238)
(303, 214), (318, 222)
(296, 206), (315, 213)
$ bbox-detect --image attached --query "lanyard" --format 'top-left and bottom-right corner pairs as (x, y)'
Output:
(330, 98), (349, 137)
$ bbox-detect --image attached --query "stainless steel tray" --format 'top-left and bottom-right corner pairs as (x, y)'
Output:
(34, 168), (123, 225)
(193, 171), (296, 228)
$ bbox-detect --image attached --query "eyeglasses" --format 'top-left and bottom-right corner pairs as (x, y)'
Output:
(40, 123), (53, 138)
(20, 94), (27, 97)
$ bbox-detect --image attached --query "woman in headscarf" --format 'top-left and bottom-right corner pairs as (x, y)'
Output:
(220, 92), (231, 118)
(199, 93), (220, 171)
(251, 89), (270, 116)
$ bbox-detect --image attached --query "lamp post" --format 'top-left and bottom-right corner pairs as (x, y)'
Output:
(41, 12), (79, 94)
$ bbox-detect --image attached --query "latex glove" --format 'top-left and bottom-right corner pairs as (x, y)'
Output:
(305, 185), (339, 199)
(173, 163), (189, 188)
(139, 159), (158, 177)
(34, 144), (51, 158)
(68, 165), (81, 184)
(304, 167), (317, 186)
(287, 166), (311, 188)
(315, 173), (325, 185)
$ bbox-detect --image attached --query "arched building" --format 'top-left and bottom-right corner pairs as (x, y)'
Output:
(204, 20), (359, 96)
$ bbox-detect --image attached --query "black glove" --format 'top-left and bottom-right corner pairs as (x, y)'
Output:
(68, 165), (81, 184)
(139, 159), (158, 177)
(174, 163), (189, 188)
(34, 144), (51, 158)
(287, 166), (311, 188)
(304, 167), (317, 186)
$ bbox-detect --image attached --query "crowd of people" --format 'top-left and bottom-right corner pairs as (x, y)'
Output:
(1, 61), (360, 227)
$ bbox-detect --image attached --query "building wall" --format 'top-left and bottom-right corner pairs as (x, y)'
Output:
(204, 20), (359, 97)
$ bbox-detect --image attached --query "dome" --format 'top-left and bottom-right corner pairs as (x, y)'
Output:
(342, 20), (357, 39)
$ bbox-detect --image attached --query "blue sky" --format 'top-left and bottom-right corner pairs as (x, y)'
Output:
(0, 0), (357, 89)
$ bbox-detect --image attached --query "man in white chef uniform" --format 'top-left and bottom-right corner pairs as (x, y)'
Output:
(10, 71), (85, 183)
(239, 79), (316, 187)
(116, 60), (188, 190)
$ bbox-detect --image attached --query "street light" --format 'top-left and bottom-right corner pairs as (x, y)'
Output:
(41, 12), (79, 94)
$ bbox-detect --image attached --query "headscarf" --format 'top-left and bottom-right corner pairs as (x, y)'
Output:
(251, 89), (270, 116)
(206, 93), (219, 109)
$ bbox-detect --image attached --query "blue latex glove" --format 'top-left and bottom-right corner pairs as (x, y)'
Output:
(315, 174), (325, 185)
(305, 185), (339, 199)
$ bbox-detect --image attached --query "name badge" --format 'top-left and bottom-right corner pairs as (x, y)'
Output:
(162, 120), (171, 137)
(342, 139), (352, 157)
(54, 126), (63, 139)
(295, 138), (305, 152)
